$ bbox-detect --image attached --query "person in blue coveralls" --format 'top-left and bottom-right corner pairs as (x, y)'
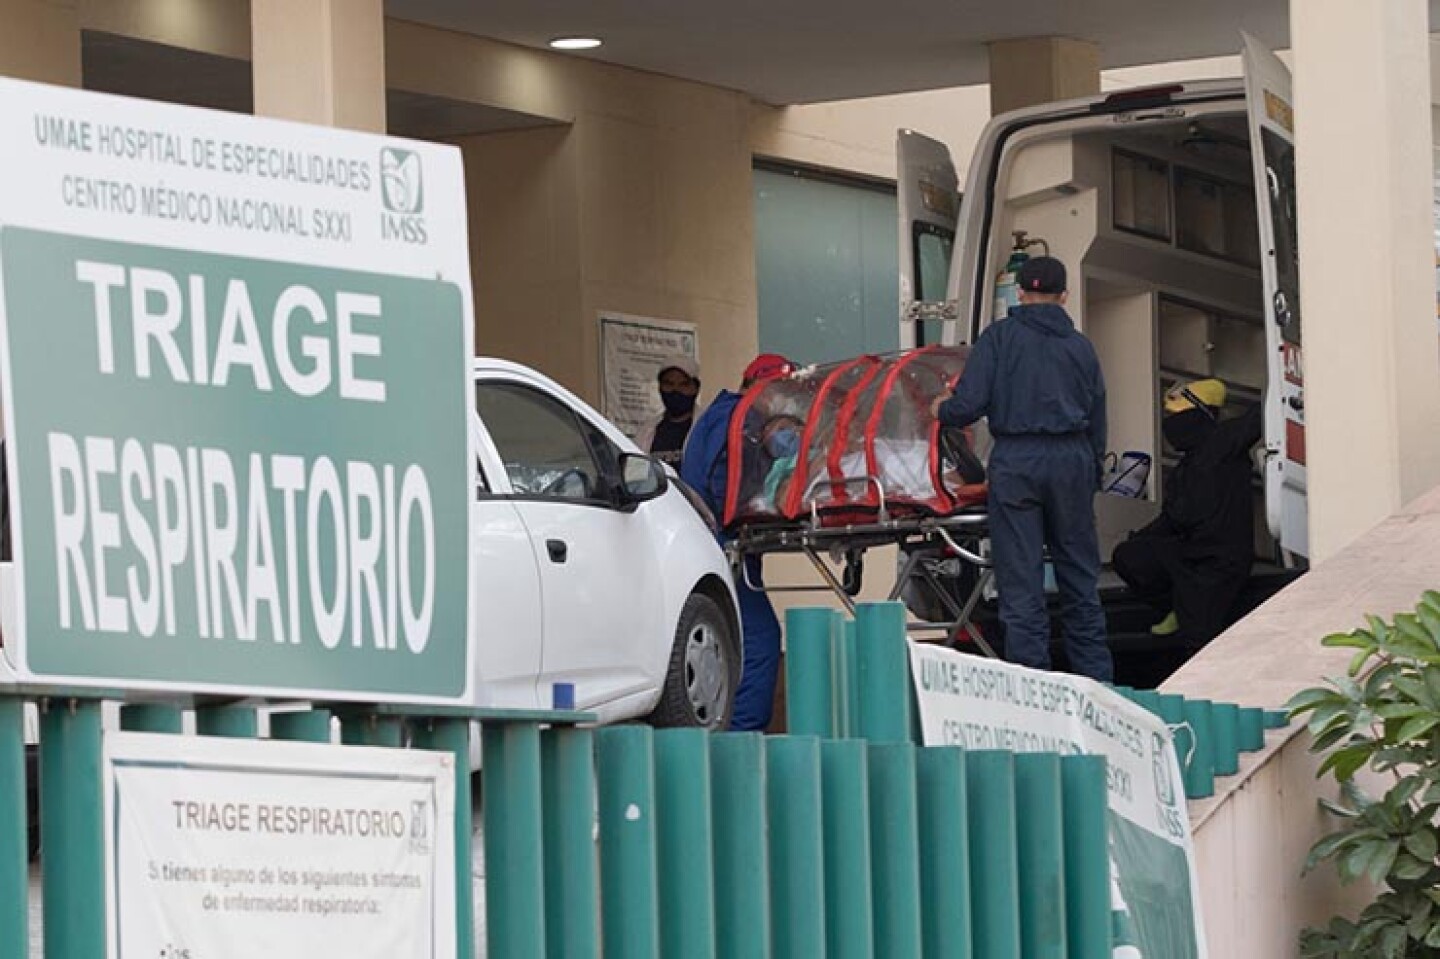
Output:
(930, 256), (1113, 682)
(681, 352), (796, 730)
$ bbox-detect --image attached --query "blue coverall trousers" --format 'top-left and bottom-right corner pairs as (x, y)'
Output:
(988, 435), (1113, 682)
(730, 552), (782, 731)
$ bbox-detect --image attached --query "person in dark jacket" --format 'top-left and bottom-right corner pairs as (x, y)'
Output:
(1112, 379), (1263, 646)
(931, 256), (1112, 682)
(681, 353), (796, 731)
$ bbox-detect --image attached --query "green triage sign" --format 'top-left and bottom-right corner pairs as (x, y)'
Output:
(0, 76), (475, 702)
(2, 229), (470, 699)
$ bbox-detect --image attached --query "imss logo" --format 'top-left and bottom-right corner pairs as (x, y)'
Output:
(380, 147), (428, 244)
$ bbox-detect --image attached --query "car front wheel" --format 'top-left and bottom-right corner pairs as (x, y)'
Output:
(649, 592), (739, 730)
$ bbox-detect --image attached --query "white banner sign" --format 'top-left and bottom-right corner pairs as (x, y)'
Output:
(598, 312), (698, 439)
(103, 731), (456, 959)
(910, 644), (1207, 959)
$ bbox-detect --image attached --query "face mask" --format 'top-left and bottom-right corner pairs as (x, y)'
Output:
(765, 428), (800, 460)
(660, 390), (696, 418)
(1162, 407), (1214, 452)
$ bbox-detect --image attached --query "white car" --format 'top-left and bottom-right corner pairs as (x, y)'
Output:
(468, 358), (741, 727)
(0, 358), (743, 733)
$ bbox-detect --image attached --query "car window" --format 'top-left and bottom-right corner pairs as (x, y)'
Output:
(475, 457), (490, 497)
(475, 382), (610, 503)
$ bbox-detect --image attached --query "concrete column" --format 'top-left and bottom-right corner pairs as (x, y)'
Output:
(251, 0), (386, 132)
(0, 0), (81, 86)
(1293, 0), (1440, 561)
(987, 38), (1099, 115)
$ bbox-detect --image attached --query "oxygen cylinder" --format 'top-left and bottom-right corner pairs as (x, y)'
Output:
(993, 244), (1030, 319)
(992, 231), (1047, 320)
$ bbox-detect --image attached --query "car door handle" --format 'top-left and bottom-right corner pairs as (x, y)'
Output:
(546, 539), (568, 564)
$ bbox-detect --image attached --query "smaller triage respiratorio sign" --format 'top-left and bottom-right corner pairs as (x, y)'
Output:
(0, 77), (476, 702)
(910, 643), (1208, 959)
(598, 312), (698, 440)
(103, 731), (456, 959)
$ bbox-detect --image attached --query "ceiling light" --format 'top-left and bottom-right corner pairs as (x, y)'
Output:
(549, 37), (602, 51)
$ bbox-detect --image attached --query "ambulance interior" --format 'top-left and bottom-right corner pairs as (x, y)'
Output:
(979, 109), (1284, 575)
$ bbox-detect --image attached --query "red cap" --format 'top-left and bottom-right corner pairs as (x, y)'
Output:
(743, 353), (795, 383)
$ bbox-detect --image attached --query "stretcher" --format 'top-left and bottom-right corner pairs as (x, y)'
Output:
(719, 346), (999, 656)
(727, 506), (999, 656)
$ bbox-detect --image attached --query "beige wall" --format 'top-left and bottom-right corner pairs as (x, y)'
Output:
(79, 0), (249, 58)
(387, 21), (761, 399)
(0, 0), (81, 85)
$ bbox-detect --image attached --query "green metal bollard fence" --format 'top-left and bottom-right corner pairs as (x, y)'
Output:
(1264, 710), (1290, 729)
(41, 698), (105, 959)
(916, 747), (971, 959)
(196, 704), (257, 738)
(1156, 693), (1185, 729)
(0, 698), (26, 959)
(868, 743), (922, 959)
(1060, 755), (1111, 959)
(119, 703), (182, 733)
(819, 739), (874, 959)
(855, 602), (911, 744)
(482, 722), (547, 959)
(710, 733), (772, 959)
(270, 709), (332, 743)
(541, 727), (599, 959)
(838, 617), (858, 738)
(1211, 703), (1240, 777)
(415, 718), (475, 959)
(1015, 753), (1067, 959)
(1131, 690), (1161, 718)
(766, 735), (827, 959)
(967, 750), (1021, 959)
(341, 713), (405, 747)
(1182, 700), (1215, 800)
(1155, 694), (1189, 793)
(786, 608), (838, 738)
(597, 725), (660, 959)
(656, 729), (717, 959)
(1238, 707), (1266, 752)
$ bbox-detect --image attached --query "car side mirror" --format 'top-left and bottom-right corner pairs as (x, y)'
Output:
(619, 453), (667, 503)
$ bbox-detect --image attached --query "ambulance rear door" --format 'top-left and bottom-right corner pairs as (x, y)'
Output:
(1242, 32), (1308, 558)
(897, 129), (960, 349)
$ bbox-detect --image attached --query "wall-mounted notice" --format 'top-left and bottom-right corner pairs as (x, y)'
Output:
(0, 76), (476, 703)
(103, 731), (456, 959)
(598, 312), (698, 439)
(910, 644), (1208, 959)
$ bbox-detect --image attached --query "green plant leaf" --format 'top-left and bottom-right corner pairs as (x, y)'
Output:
(1290, 686), (1345, 716)
(1319, 796), (1361, 819)
(1348, 645), (1380, 678)
(1379, 923), (1406, 959)
(1404, 894), (1433, 937)
(1397, 613), (1433, 646)
(1321, 744), (1374, 782)
(1392, 853), (1432, 882)
(1323, 630), (1376, 651)
(1398, 716), (1440, 743)
(1377, 703), (1427, 721)
(1405, 831), (1439, 863)
(1308, 830), (1359, 872)
(1368, 839), (1402, 886)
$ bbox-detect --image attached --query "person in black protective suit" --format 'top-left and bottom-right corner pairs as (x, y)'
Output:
(1112, 379), (1263, 646)
(931, 256), (1112, 682)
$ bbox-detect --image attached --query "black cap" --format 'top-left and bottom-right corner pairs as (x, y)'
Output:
(1016, 256), (1066, 295)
